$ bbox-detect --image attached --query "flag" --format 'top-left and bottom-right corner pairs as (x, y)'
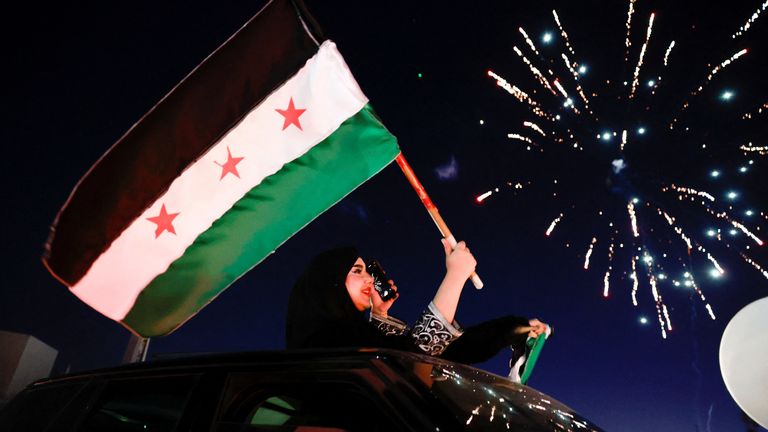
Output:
(43, 0), (400, 337)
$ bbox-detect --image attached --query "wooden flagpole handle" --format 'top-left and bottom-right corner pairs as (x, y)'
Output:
(395, 153), (484, 289)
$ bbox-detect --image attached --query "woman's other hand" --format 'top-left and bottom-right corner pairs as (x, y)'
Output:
(371, 279), (398, 317)
(527, 318), (551, 339)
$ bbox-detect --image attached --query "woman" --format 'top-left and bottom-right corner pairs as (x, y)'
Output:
(285, 239), (550, 372)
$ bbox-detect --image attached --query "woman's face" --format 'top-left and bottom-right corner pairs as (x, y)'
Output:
(345, 257), (373, 311)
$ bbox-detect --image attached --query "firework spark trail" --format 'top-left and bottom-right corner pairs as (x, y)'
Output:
(742, 103), (768, 119)
(731, 220), (765, 245)
(508, 133), (535, 145)
(671, 48), (750, 128)
(561, 53), (592, 110)
(695, 205), (765, 246)
(487, 70), (532, 102)
(553, 79), (581, 114)
(621, 129), (628, 151)
(663, 41), (676, 66)
(561, 53), (578, 80)
(546, 214), (564, 236)
(584, 237), (598, 269)
(688, 277), (717, 320)
(524, 121), (547, 136)
(604, 242), (615, 297)
(662, 303), (672, 331)
(647, 269), (669, 338)
(513, 47), (557, 95)
(657, 208), (693, 250)
(576, 88), (591, 112)
(706, 253), (725, 275)
(693, 245), (723, 272)
(678, 272), (715, 316)
(679, 230), (694, 251)
(650, 41), (676, 95)
(665, 184), (716, 202)
(553, 10), (576, 56)
(740, 251), (768, 280)
(740, 143), (768, 154)
(488, 70), (552, 120)
(519, 27), (541, 57)
(476, 190), (493, 203)
(694, 243), (723, 275)
(732, 0), (768, 38)
(628, 202), (640, 237)
(553, 79), (569, 99)
(644, 253), (672, 337)
(656, 208), (728, 279)
(624, 0), (637, 62)
(704, 304), (716, 320)
(476, 182), (525, 203)
(630, 13), (656, 98)
(631, 256), (639, 306)
(691, 49), (749, 96)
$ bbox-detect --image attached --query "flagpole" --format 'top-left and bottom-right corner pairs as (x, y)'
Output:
(122, 334), (151, 364)
(395, 153), (484, 289)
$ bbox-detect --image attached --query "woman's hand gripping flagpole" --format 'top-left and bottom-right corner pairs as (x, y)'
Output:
(394, 153), (484, 289)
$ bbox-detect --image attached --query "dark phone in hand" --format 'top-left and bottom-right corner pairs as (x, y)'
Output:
(367, 260), (397, 301)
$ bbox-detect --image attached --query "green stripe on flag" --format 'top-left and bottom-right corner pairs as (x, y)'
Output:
(123, 104), (399, 336)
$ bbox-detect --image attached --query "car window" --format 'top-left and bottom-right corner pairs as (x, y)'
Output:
(246, 395), (300, 426)
(214, 374), (399, 432)
(78, 374), (198, 432)
(0, 380), (87, 432)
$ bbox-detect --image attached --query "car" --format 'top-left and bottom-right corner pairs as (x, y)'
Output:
(0, 348), (603, 431)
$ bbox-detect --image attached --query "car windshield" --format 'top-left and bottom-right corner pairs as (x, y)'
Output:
(405, 356), (603, 432)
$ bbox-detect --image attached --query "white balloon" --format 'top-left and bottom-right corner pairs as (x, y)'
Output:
(719, 296), (768, 429)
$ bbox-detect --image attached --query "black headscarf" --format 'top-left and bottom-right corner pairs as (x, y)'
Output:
(286, 247), (364, 349)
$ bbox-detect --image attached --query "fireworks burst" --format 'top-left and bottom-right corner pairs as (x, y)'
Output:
(480, 1), (768, 338)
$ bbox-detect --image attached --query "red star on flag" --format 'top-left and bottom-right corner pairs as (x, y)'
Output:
(215, 147), (244, 179)
(147, 203), (180, 238)
(275, 97), (306, 130)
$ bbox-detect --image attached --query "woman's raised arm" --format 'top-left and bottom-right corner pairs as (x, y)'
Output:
(431, 239), (476, 323)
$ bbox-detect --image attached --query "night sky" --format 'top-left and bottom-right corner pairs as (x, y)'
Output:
(4, 1), (768, 431)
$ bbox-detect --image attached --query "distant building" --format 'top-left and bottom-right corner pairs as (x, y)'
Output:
(0, 331), (58, 403)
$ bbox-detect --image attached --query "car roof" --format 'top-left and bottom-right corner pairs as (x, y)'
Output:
(33, 348), (447, 383)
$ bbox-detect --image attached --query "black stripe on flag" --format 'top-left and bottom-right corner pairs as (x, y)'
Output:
(44, 0), (325, 286)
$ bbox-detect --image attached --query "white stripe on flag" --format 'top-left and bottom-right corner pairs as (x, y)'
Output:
(71, 41), (368, 320)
